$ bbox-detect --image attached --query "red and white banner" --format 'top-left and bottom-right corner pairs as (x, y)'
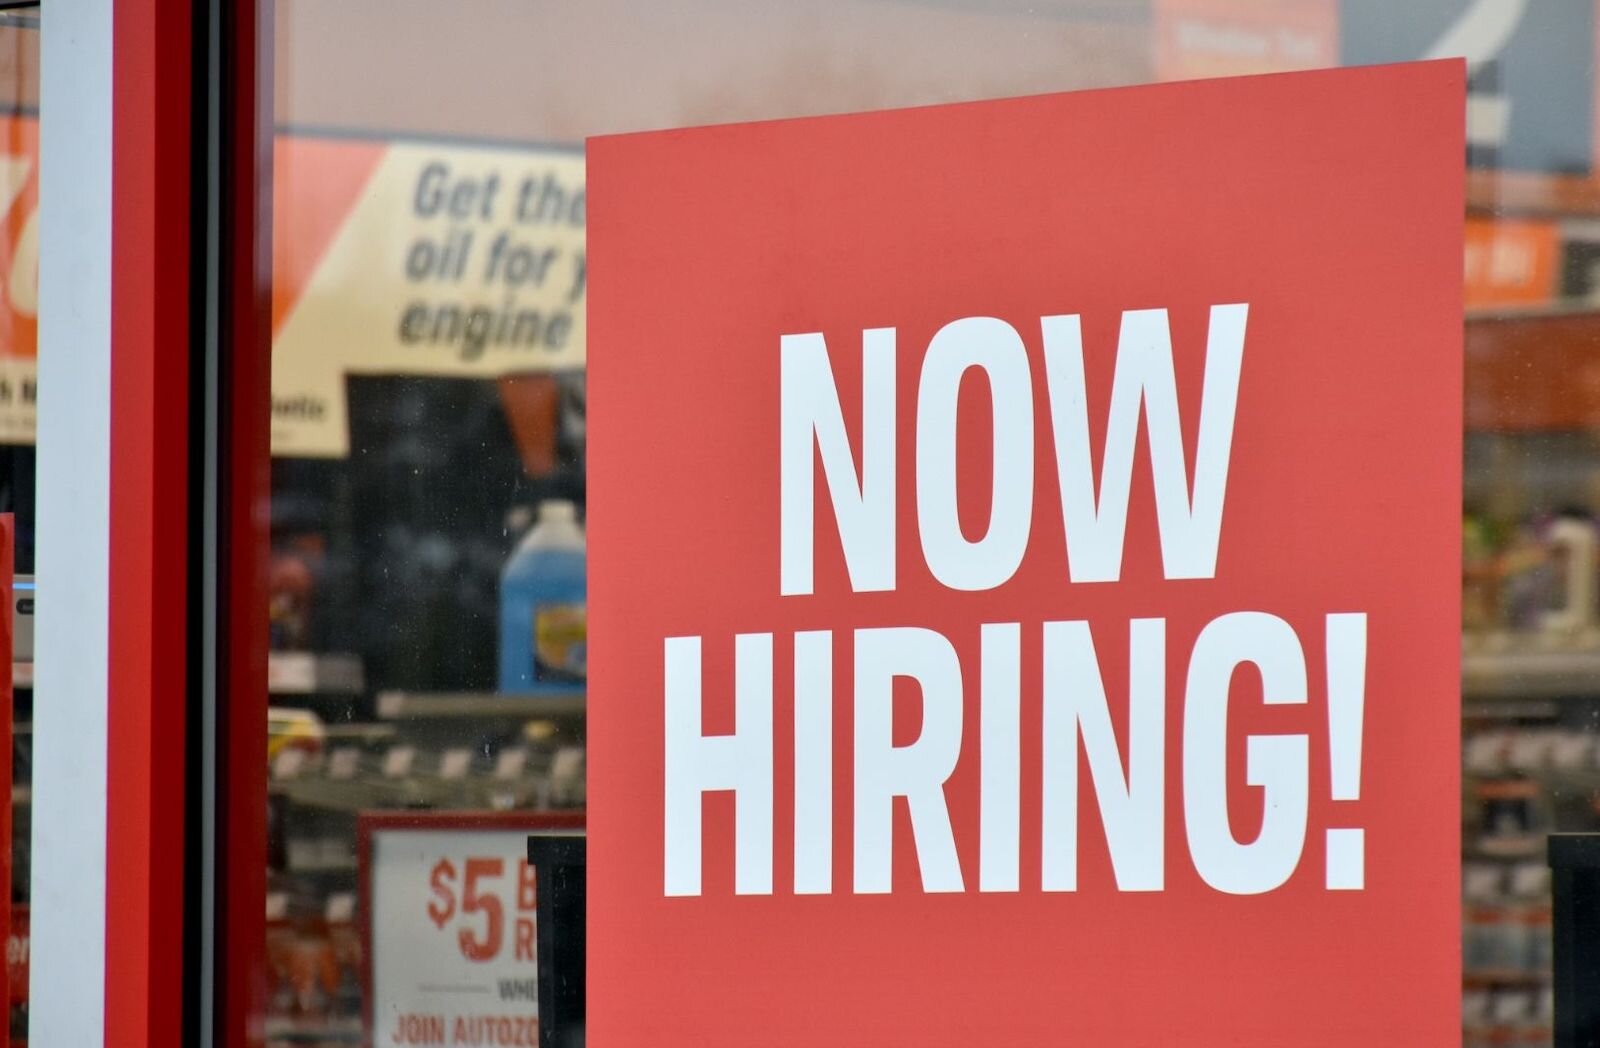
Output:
(588, 63), (1463, 1045)
(0, 120), (586, 458)
(0, 118), (37, 448)
(270, 138), (585, 458)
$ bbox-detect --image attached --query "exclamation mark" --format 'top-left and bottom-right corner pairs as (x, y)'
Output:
(1325, 613), (1367, 891)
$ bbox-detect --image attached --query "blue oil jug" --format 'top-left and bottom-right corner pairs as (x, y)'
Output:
(498, 499), (586, 693)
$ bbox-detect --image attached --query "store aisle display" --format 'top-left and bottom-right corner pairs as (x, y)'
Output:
(261, 419), (1600, 1047)
(1460, 444), (1600, 1048)
(246, 61), (1600, 1046)
(263, 682), (583, 1046)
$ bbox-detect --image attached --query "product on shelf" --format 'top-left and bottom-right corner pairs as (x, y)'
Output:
(499, 499), (587, 692)
(1474, 778), (1544, 858)
(8, 904), (24, 1048)
(265, 887), (365, 1048)
(1460, 719), (1599, 1048)
(326, 892), (362, 1023)
(268, 508), (336, 654)
(1464, 514), (1500, 634)
(1540, 516), (1598, 634)
(1463, 511), (1600, 650)
(268, 707), (327, 764)
(1463, 860), (1551, 979)
(269, 546), (316, 651)
(1463, 987), (1553, 1048)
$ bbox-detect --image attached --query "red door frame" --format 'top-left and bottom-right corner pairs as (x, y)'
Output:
(217, 0), (273, 1043)
(102, 0), (272, 1045)
(106, 0), (194, 1045)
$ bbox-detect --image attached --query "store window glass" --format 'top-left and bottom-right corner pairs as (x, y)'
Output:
(254, 3), (1591, 1046)
(0, 7), (39, 1046)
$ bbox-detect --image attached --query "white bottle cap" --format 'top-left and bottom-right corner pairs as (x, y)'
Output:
(539, 499), (578, 523)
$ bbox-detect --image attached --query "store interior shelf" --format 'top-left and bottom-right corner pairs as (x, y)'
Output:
(180, 647), (1600, 706)
(1462, 969), (1550, 989)
(1462, 648), (1600, 700)
(374, 690), (585, 721)
(263, 1017), (363, 1044)
(267, 651), (364, 696)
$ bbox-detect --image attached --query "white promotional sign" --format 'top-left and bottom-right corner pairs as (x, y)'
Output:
(271, 138), (586, 458)
(368, 826), (543, 1048)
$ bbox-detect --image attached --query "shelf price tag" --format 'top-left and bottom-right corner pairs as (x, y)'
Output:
(381, 746), (415, 780)
(494, 748), (529, 781)
(439, 748), (473, 781)
(271, 748), (307, 782)
(327, 747), (360, 781)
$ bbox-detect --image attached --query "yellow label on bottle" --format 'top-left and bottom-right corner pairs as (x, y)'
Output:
(534, 602), (587, 680)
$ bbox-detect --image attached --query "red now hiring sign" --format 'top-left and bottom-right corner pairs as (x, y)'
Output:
(588, 62), (1462, 1046)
